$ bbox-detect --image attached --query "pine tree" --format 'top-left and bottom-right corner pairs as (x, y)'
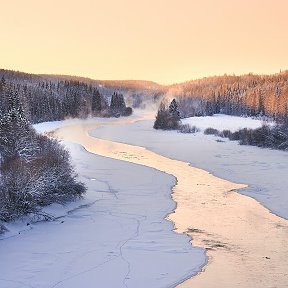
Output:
(110, 92), (126, 116)
(169, 98), (180, 120)
(0, 76), (5, 92)
(0, 86), (37, 163)
(91, 89), (102, 113)
(154, 102), (168, 129)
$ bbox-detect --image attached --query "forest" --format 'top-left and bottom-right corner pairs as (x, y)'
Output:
(0, 70), (134, 123)
(170, 71), (288, 122)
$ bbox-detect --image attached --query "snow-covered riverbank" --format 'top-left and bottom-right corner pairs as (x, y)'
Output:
(0, 118), (206, 288)
(2, 112), (288, 288)
(91, 113), (288, 220)
(51, 116), (288, 288)
(85, 112), (288, 287)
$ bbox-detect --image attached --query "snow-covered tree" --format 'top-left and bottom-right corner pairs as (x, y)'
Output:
(154, 100), (181, 130)
(0, 85), (86, 223)
(110, 92), (126, 111)
(91, 89), (102, 113)
(109, 92), (133, 117)
(169, 98), (180, 120)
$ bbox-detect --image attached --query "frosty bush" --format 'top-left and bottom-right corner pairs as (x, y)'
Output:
(178, 124), (199, 134)
(0, 133), (86, 222)
(219, 129), (232, 138)
(217, 123), (288, 150)
(0, 96), (86, 223)
(122, 107), (133, 116)
(204, 127), (220, 135)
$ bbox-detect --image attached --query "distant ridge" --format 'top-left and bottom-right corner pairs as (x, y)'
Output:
(40, 74), (164, 91)
(2, 67), (288, 90)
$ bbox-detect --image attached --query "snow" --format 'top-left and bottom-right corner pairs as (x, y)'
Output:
(181, 114), (272, 132)
(2, 112), (287, 287)
(90, 113), (288, 220)
(0, 141), (205, 288)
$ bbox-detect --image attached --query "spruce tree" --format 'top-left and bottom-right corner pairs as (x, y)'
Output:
(169, 98), (180, 120)
(92, 89), (102, 113)
(154, 100), (181, 130)
(110, 92), (126, 111)
(0, 86), (37, 163)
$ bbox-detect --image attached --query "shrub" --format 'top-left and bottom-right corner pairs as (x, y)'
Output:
(0, 127), (86, 223)
(178, 124), (200, 133)
(204, 127), (220, 135)
(219, 129), (232, 138)
(122, 107), (133, 116)
(229, 130), (240, 140)
(215, 123), (288, 151)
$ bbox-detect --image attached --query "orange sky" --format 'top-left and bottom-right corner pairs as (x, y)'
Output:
(1, 0), (287, 84)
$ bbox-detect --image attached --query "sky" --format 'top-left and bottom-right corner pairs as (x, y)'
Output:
(1, 0), (288, 84)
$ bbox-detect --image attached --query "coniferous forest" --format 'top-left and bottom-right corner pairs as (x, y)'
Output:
(0, 70), (135, 123)
(171, 71), (288, 121)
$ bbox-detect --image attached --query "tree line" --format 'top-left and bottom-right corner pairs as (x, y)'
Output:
(169, 71), (288, 122)
(153, 98), (288, 151)
(0, 74), (132, 124)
